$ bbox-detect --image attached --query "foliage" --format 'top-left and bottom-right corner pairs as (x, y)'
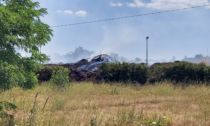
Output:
(22, 72), (39, 89)
(204, 66), (210, 82)
(19, 58), (40, 89)
(0, 0), (52, 90)
(0, 60), (40, 90)
(0, 62), (25, 90)
(50, 66), (70, 89)
(150, 62), (210, 84)
(99, 61), (210, 85)
(0, 0), (52, 63)
(99, 63), (148, 84)
(149, 63), (172, 83)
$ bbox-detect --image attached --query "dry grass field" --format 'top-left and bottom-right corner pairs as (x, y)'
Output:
(1, 82), (210, 126)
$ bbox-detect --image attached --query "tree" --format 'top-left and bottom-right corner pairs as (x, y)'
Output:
(0, 0), (52, 90)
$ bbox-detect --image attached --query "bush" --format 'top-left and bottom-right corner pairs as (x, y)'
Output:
(0, 62), (38, 90)
(50, 66), (70, 89)
(0, 60), (42, 91)
(164, 62), (205, 83)
(18, 58), (41, 89)
(149, 62), (210, 84)
(99, 63), (148, 84)
(204, 66), (210, 83)
(0, 62), (25, 91)
(20, 72), (39, 89)
(149, 63), (169, 83)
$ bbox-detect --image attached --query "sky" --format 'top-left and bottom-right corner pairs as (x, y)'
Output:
(36, 0), (210, 62)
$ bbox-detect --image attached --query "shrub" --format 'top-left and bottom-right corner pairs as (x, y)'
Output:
(164, 62), (206, 83)
(204, 66), (210, 83)
(130, 63), (148, 84)
(99, 63), (148, 84)
(149, 63), (169, 83)
(0, 62), (25, 91)
(18, 58), (41, 89)
(50, 66), (70, 89)
(20, 72), (39, 89)
(149, 62), (210, 84)
(0, 60), (42, 90)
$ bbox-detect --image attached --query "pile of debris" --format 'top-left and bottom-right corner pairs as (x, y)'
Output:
(38, 54), (117, 82)
(78, 54), (117, 71)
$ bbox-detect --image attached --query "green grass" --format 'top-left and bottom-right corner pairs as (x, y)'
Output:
(1, 82), (210, 125)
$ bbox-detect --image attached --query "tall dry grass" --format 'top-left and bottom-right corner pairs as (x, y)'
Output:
(1, 82), (210, 125)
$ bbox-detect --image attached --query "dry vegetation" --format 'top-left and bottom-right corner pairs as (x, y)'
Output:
(1, 82), (210, 126)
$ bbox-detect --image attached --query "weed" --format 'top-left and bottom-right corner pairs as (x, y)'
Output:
(111, 87), (118, 95)
(29, 92), (39, 126)
(90, 116), (97, 126)
(42, 96), (50, 111)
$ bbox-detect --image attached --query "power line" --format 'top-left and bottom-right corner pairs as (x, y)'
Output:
(51, 4), (210, 28)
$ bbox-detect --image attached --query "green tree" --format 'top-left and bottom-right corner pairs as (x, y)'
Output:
(0, 0), (52, 89)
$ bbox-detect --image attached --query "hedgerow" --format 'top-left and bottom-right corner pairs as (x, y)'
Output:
(99, 63), (148, 84)
(99, 62), (210, 85)
(150, 62), (210, 84)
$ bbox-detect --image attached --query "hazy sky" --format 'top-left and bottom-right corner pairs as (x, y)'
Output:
(37, 0), (210, 61)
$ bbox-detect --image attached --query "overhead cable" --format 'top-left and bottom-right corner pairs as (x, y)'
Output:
(51, 4), (210, 28)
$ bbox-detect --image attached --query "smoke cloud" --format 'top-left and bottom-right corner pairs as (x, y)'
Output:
(49, 46), (94, 63)
(48, 46), (143, 64)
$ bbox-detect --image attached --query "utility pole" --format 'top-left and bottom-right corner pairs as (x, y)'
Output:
(146, 36), (149, 66)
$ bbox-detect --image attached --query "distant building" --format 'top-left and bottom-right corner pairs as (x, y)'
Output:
(183, 54), (210, 65)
